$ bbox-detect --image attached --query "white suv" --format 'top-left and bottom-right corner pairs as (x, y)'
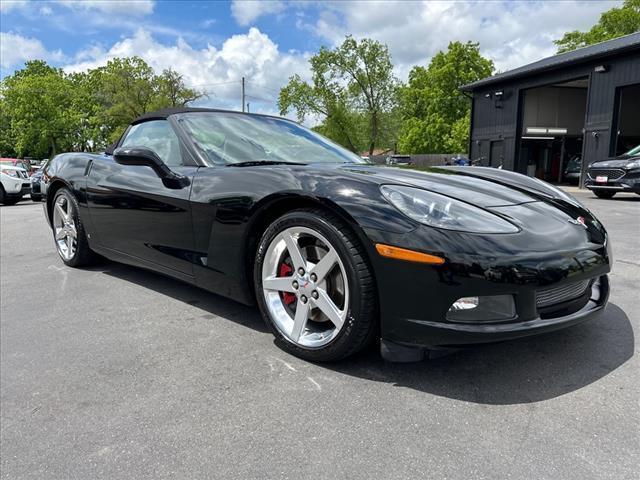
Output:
(0, 165), (31, 205)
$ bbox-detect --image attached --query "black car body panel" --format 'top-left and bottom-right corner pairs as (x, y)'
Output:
(41, 109), (611, 352)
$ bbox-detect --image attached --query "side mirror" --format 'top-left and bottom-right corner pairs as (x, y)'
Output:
(113, 147), (190, 189)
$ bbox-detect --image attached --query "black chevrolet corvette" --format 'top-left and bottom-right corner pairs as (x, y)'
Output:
(41, 108), (611, 362)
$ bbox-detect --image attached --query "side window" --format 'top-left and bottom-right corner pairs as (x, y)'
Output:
(121, 120), (183, 167)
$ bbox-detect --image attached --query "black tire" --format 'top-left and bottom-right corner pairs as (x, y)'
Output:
(31, 194), (42, 202)
(593, 189), (616, 199)
(52, 188), (96, 267)
(0, 186), (20, 205)
(254, 208), (377, 362)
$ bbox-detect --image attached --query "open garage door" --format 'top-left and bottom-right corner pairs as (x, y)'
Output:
(612, 83), (640, 156)
(517, 78), (588, 183)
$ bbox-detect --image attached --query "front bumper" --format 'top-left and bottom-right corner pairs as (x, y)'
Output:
(584, 168), (640, 192)
(366, 218), (611, 354)
(1, 176), (31, 196)
(384, 276), (608, 355)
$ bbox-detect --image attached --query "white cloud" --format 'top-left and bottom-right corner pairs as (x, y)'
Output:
(231, 0), (285, 26)
(300, 0), (620, 78)
(1, 0), (155, 16)
(64, 28), (309, 115)
(54, 0), (155, 16)
(0, 0), (29, 13)
(0, 32), (65, 69)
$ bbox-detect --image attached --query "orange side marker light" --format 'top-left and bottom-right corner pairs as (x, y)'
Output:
(375, 244), (445, 265)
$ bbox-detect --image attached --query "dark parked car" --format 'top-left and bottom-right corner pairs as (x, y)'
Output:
(585, 144), (640, 198)
(563, 154), (582, 184)
(41, 108), (611, 362)
(30, 166), (45, 201)
(385, 154), (412, 166)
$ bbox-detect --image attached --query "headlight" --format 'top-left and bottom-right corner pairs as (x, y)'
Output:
(627, 159), (640, 169)
(380, 185), (519, 233)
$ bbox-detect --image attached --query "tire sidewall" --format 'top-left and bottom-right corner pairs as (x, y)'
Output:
(254, 210), (369, 361)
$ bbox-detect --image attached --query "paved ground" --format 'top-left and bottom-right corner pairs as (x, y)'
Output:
(1, 190), (639, 480)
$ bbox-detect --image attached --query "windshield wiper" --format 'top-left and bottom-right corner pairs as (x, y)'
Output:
(226, 160), (307, 167)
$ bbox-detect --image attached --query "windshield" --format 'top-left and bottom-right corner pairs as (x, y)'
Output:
(624, 144), (640, 156)
(176, 112), (366, 166)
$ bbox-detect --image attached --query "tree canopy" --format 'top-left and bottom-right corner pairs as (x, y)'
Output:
(396, 41), (493, 154)
(0, 57), (201, 158)
(6, 10), (633, 162)
(555, 0), (640, 53)
(279, 36), (399, 155)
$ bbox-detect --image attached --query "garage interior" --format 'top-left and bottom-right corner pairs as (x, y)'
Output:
(612, 83), (640, 156)
(518, 78), (588, 183)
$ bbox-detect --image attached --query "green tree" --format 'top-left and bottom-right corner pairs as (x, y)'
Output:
(153, 68), (203, 109)
(279, 36), (399, 154)
(555, 0), (640, 53)
(0, 61), (77, 158)
(0, 57), (204, 157)
(397, 41), (493, 154)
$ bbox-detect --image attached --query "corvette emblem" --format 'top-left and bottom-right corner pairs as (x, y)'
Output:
(568, 216), (587, 228)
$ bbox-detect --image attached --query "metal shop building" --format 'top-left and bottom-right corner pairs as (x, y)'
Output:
(461, 33), (640, 186)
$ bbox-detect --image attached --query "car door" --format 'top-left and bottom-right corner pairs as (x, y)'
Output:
(86, 119), (197, 276)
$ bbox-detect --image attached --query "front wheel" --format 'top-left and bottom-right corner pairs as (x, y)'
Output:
(254, 209), (377, 362)
(593, 189), (616, 199)
(51, 188), (95, 267)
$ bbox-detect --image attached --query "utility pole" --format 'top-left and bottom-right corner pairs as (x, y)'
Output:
(241, 77), (245, 112)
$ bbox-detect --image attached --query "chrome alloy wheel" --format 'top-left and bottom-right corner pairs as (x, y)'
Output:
(52, 194), (77, 261)
(261, 226), (349, 348)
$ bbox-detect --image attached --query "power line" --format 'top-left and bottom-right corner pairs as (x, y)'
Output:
(184, 80), (242, 88)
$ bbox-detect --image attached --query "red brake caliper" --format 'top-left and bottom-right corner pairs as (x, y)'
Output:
(278, 262), (297, 306)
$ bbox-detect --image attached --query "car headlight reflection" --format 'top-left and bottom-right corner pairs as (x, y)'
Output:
(380, 185), (519, 234)
(447, 295), (516, 323)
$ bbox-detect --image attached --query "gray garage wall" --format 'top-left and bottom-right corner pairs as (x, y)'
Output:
(522, 87), (587, 136)
(468, 49), (640, 177)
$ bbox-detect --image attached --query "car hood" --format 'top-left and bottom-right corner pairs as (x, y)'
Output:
(589, 157), (638, 168)
(336, 164), (571, 208)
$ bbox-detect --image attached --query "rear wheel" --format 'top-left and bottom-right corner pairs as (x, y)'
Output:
(254, 209), (377, 362)
(52, 188), (95, 267)
(593, 189), (616, 199)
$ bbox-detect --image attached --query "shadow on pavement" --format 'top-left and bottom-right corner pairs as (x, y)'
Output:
(92, 259), (269, 334)
(92, 259), (633, 405)
(327, 303), (633, 404)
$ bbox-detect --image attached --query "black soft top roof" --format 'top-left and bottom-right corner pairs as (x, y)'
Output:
(131, 107), (286, 125)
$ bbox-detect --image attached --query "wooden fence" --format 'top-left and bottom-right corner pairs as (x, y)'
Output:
(368, 153), (468, 168)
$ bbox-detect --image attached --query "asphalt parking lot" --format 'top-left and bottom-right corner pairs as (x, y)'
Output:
(1, 190), (638, 479)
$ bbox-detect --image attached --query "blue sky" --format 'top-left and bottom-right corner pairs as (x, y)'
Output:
(1, 0), (620, 114)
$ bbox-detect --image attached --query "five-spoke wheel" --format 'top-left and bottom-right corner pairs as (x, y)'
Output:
(262, 226), (349, 348)
(254, 208), (376, 362)
(53, 194), (78, 261)
(51, 188), (95, 267)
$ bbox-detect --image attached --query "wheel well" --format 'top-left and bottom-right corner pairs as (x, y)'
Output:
(244, 196), (375, 296)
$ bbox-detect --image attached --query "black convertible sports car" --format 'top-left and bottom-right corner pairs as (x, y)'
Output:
(41, 108), (611, 362)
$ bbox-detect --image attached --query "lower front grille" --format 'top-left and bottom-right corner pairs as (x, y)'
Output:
(588, 168), (625, 180)
(536, 280), (591, 309)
